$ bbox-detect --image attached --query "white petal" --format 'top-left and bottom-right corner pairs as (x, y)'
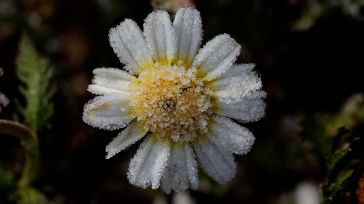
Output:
(216, 90), (266, 122)
(161, 143), (198, 193)
(105, 122), (148, 159)
(160, 168), (172, 193)
(173, 8), (202, 67)
(88, 68), (135, 95)
(109, 19), (154, 73)
(144, 10), (176, 65)
(192, 34), (240, 81)
(192, 137), (236, 184)
(172, 192), (195, 204)
(209, 116), (255, 155)
(82, 94), (133, 130)
(184, 144), (199, 190)
(218, 63), (256, 77)
(211, 64), (263, 104)
(127, 136), (170, 189)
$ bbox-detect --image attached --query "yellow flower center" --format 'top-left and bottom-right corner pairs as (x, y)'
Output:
(129, 64), (213, 142)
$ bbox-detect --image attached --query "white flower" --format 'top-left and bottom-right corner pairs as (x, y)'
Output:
(294, 182), (320, 204)
(83, 8), (266, 193)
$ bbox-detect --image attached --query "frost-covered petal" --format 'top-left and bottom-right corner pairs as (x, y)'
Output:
(127, 136), (170, 189)
(144, 10), (176, 65)
(210, 64), (263, 104)
(192, 34), (240, 81)
(218, 63), (256, 78)
(192, 137), (236, 184)
(216, 90), (266, 122)
(209, 116), (255, 155)
(82, 94), (133, 130)
(88, 68), (135, 95)
(109, 19), (154, 73)
(173, 8), (202, 67)
(105, 122), (148, 159)
(161, 143), (198, 193)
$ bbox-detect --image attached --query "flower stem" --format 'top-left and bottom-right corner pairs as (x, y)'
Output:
(0, 119), (39, 187)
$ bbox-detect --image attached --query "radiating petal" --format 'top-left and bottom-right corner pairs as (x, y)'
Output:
(127, 136), (170, 189)
(144, 10), (176, 65)
(216, 90), (266, 122)
(105, 122), (148, 159)
(88, 68), (135, 95)
(173, 8), (202, 67)
(209, 116), (255, 155)
(192, 137), (236, 184)
(161, 143), (198, 193)
(82, 94), (133, 130)
(217, 63), (256, 78)
(109, 19), (154, 74)
(192, 34), (240, 81)
(210, 64), (263, 104)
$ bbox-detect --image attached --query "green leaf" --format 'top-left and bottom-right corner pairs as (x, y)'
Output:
(15, 33), (55, 133)
(11, 186), (48, 204)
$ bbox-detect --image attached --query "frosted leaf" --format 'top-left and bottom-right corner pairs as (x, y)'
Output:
(161, 143), (198, 193)
(192, 137), (236, 184)
(82, 94), (133, 130)
(144, 10), (176, 65)
(211, 65), (263, 104)
(88, 67), (135, 95)
(109, 19), (154, 74)
(216, 90), (266, 123)
(210, 116), (255, 155)
(127, 136), (170, 189)
(192, 34), (240, 81)
(173, 7), (202, 67)
(105, 122), (148, 159)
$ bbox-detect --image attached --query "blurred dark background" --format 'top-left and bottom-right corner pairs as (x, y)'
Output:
(0, 0), (364, 203)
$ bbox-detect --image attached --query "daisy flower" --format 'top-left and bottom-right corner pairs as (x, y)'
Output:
(83, 7), (266, 193)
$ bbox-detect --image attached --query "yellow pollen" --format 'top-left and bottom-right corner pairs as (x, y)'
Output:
(129, 64), (213, 142)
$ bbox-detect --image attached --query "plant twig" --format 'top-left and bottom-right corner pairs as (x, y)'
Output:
(0, 119), (39, 187)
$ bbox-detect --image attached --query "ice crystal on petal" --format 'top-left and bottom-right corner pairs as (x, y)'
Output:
(212, 65), (262, 104)
(127, 136), (170, 189)
(192, 34), (240, 81)
(82, 94), (133, 130)
(173, 8), (202, 66)
(193, 137), (237, 184)
(109, 19), (153, 74)
(217, 90), (266, 122)
(144, 10), (176, 65)
(210, 116), (255, 155)
(88, 67), (134, 95)
(105, 122), (148, 159)
(161, 144), (198, 193)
